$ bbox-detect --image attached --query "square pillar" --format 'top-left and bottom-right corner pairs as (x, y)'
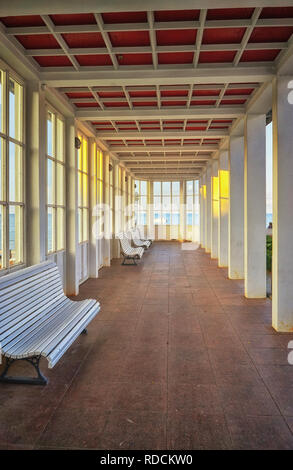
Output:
(211, 159), (219, 259)
(205, 164), (212, 253)
(200, 172), (206, 249)
(25, 81), (46, 266)
(272, 76), (293, 331)
(65, 117), (79, 295)
(89, 139), (99, 278)
(244, 114), (266, 298)
(229, 136), (244, 279)
(103, 153), (111, 266)
(218, 151), (229, 267)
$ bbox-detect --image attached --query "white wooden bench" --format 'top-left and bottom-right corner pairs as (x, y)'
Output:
(0, 261), (100, 385)
(131, 228), (151, 250)
(117, 232), (144, 265)
(137, 225), (154, 246)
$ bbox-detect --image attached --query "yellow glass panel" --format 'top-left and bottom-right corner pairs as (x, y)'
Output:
(99, 151), (103, 180)
(220, 198), (229, 217)
(82, 137), (88, 173)
(78, 171), (83, 206)
(83, 173), (88, 206)
(219, 170), (229, 199)
(56, 118), (64, 162)
(202, 184), (206, 199)
(78, 133), (82, 170)
(212, 200), (219, 219)
(212, 176), (219, 201)
(56, 163), (64, 205)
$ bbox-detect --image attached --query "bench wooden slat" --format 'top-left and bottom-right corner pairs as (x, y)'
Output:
(5, 300), (84, 357)
(0, 268), (62, 306)
(1, 297), (70, 348)
(0, 261), (56, 290)
(47, 303), (99, 368)
(1, 278), (63, 323)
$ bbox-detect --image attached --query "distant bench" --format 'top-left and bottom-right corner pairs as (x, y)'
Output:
(0, 261), (100, 385)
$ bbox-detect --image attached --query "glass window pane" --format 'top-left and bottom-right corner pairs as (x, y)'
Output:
(140, 196), (147, 210)
(83, 208), (89, 241)
(9, 143), (22, 203)
(154, 181), (161, 195)
(9, 205), (22, 265)
(186, 212), (193, 225)
(56, 118), (64, 161)
(0, 138), (4, 201)
(78, 171), (82, 206)
(82, 138), (88, 173)
(140, 180), (147, 195)
(162, 212), (170, 225)
(78, 208), (82, 243)
(56, 163), (64, 205)
(47, 159), (55, 205)
(154, 196), (161, 210)
(172, 213), (180, 225)
(57, 208), (64, 250)
(154, 212), (160, 225)
(162, 196), (171, 210)
(47, 111), (54, 156)
(172, 181), (180, 195)
(186, 180), (193, 195)
(0, 70), (3, 134)
(187, 195), (193, 211)
(9, 78), (22, 141)
(99, 151), (103, 180)
(162, 181), (170, 195)
(83, 174), (88, 206)
(0, 205), (3, 269)
(47, 207), (54, 252)
(172, 195), (180, 211)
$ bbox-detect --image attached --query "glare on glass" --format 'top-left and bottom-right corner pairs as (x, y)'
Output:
(47, 206), (54, 252)
(47, 159), (54, 205)
(0, 204), (3, 269)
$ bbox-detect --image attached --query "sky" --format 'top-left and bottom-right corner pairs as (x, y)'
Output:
(266, 122), (273, 215)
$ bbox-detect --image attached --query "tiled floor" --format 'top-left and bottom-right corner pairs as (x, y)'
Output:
(1, 241), (293, 449)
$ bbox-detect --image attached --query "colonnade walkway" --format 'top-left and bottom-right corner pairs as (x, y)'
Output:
(1, 242), (293, 449)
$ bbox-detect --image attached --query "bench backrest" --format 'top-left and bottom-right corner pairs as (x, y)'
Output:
(0, 261), (64, 347)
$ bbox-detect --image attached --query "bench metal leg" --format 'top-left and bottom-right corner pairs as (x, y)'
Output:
(122, 256), (137, 265)
(0, 356), (48, 386)
(81, 328), (88, 334)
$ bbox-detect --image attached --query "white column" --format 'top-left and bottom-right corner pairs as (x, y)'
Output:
(218, 150), (229, 267)
(200, 172), (206, 249)
(25, 81), (46, 266)
(205, 164), (212, 253)
(244, 114), (266, 298)
(272, 76), (293, 331)
(179, 180), (185, 241)
(89, 139), (99, 278)
(229, 136), (244, 279)
(113, 163), (121, 258)
(147, 181), (154, 241)
(211, 159), (219, 259)
(103, 153), (111, 266)
(65, 117), (79, 295)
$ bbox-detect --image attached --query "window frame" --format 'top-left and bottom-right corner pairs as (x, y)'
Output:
(153, 181), (180, 226)
(77, 131), (89, 244)
(0, 60), (25, 273)
(45, 104), (66, 255)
